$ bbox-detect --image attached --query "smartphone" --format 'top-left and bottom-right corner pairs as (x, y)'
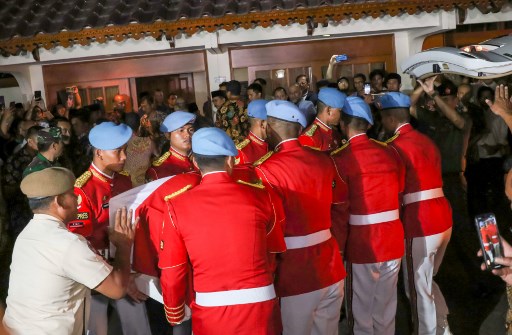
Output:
(364, 83), (371, 95)
(335, 54), (348, 62)
(34, 90), (42, 101)
(475, 213), (504, 270)
(66, 87), (74, 94)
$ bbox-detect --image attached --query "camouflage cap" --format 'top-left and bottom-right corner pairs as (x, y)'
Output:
(37, 127), (62, 145)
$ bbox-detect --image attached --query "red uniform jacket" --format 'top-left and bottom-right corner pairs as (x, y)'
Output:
(67, 164), (132, 253)
(158, 172), (285, 333)
(255, 139), (346, 297)
(133, 172), (202, 276)
(298, 118), (343, 152)
(146, 147), (195, 182)
(235, 131), (269, 165)
(331, 134), (405, 264)
(387, 123), (452, 238)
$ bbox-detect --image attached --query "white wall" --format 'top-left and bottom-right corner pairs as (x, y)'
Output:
(0, 87), (23, 105)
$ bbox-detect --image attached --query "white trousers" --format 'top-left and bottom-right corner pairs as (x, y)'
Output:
(88, 295), (151, 335)
(346, 259), (401, 335)
(281, 280), (344, 335)
(403, 228), (452, 335)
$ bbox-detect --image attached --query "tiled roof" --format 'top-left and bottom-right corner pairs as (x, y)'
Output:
(0, 0), (508, 56)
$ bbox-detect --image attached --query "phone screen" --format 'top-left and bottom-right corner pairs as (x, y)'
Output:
(475, 213), (504, 270)
(364, 83), (371, 95)
(34, 91), (42, 101)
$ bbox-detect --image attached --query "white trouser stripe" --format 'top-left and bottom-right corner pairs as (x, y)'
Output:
(195, 284), (275, 307)
(284, 229), (332, 249)
(349, 209), (399, 226)
(403, 188), (444, 205)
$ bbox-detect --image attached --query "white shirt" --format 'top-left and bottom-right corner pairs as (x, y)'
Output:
(3, 214), (113, 335)
(477, 109), (509, 159)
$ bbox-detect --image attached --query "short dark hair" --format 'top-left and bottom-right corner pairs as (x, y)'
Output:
(25, 125), (44, 140)
(317, 100), (328, 114)
(354, 73), (367, 82)
(369, 69), (386, 81)
(341, 113), (369, 131)
(28, 196), (54, 211)
(296, 74), (308, 83)
(69, 109), (89, 124)
(385, 73), (402, 85)
(273, 87), (287, 95)
(50, 117), (70, 127)
(254, 78), (267, 86)
(247, 83), (263, 94)
(193, 153), (226, 171)
(219, 82), (228, 89)
(477, 86), (494, 100)
(226, 80), (242, 96)
(37, 140), (57, 153)
(380, 108), (410, 123)
(140, 95), (154, 105)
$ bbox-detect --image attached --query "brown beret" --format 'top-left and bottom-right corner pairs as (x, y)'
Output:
(21, 167), (75, 198)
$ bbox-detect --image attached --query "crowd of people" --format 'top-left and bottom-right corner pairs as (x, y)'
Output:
(1, 53), (512, 335)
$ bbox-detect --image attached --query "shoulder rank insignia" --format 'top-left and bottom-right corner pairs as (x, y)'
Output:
(152, 151), (171, 167)
(370, 138), (387, 146)
(75, 171), (92, 188)
(305, 124), (318, 137)
(236, 138), (250, 150)
(118, 170), (130, 176)
(164, 184), (193, 201)
(253, 151), (273, 166)
(330, 142), (350, 156)
(237, 179), (265, 189)
(385, 132), (400, 144)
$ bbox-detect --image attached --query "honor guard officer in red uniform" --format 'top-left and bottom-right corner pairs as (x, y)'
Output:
(255, 100), (345, 335)
(235, 99), (269, 165)
(331, 97), (405, 335)
(299, 87), (346, 152)
(377, 92), (453, 335)
(146, 111), (196, 181)
(67, 122), (152, 335)
(159, 127), (285, 334)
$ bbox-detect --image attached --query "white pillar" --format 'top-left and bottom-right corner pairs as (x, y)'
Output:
(6, 64), (45, 107)
(205, 32), (231, 94)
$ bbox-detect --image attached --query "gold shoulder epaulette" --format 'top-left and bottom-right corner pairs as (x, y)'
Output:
(75, 171), (92, 188)
(118, 170), (130, 176)
(253, 151), (273, 166)
(237, 179), (265, 189)
(330, 142), (350, 156)
(305, 124), (318, 137)
(385, 132), (400, 144)
(164, 184), (193, 201)
(236, 138), (251, 150)
(152, 151), (171, 167)
(370, 138), (387, 146)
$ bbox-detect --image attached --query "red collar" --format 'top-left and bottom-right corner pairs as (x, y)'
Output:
(201, 171), (232, 184)
(248, 131), (265, 146)
(170, 146), (190, 161)
(275, 139), (301, 152)
(90, 164), (113, 183)
(395, 123), (412, 135)
(348, 133), (368, 144)
(314, 118), (331, 132)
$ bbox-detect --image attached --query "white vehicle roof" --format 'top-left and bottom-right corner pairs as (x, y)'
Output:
(401, 35), (512, 79)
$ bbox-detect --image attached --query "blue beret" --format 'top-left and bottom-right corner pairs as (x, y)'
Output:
(343, 97), (374, 125)
(160, 111), (196, 133)
(192, 127), (238, 157)
(318, 87), (346, 109)
(89, 122), (132, 150)
(247, 99), (267, 120)
(376, 92), (411, 110)
(265, 100), (307, 128)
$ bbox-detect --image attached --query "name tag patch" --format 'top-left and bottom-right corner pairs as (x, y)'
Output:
(69, 221), (84, 228)
(77, 212), (89, 220)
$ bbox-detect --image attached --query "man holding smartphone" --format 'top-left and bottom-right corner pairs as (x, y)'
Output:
(377, 92), (453, 335)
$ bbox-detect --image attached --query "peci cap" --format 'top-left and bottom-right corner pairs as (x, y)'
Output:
(37, 127), (62, 145)
(21, 167), (75, 199)
(89, 122), (132, 150)
(192, 127), (238, 157)
(266, 100), (307, 128)
(160, 111), (196, 133)
(343, 97), (374, 125)
(211, 90), (226, 99)
(247, 99), (267, 120)
(375, 92), (411, 110)
(226, 80), (242, 96)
